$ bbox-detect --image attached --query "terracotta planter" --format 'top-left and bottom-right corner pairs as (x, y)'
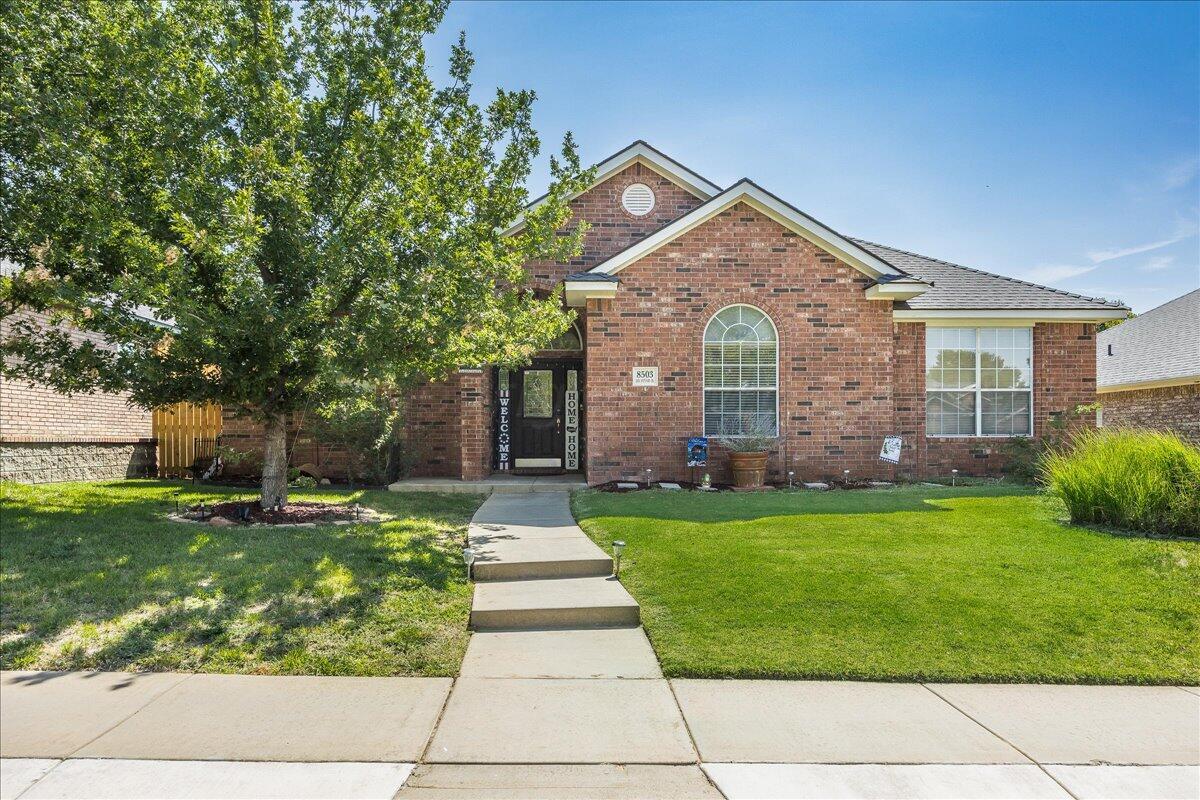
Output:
(729, 451), (769, 488)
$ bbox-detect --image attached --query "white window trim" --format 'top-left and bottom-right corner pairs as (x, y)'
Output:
(926, 327), (1035, 439)
(702, 303), (780, 438)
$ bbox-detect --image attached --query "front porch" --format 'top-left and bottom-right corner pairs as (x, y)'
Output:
(388, 473), (587, 494)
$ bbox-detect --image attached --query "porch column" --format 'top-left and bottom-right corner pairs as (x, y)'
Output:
(458, 368), (493, 481)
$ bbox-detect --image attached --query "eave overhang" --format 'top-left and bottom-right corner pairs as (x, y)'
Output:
(587, 179), (906, 282)
(503, 141), (722, 236)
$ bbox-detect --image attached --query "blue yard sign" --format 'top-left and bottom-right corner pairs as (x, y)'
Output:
(687, 437), (708, 467)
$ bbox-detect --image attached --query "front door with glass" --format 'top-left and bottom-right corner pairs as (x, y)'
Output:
(496, 361), (582, 472)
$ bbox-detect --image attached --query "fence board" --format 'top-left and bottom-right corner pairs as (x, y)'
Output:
(153, 402), (223, 478)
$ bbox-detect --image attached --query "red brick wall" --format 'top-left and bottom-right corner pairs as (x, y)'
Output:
(524, 163), (706, 292)
(1100, 383), (1200, 446)
(897, 322), (1098, 477)
(458, 370), (493, 481)
(1, 310), (152, 442)
(583, 202), (896, 484)
(403, 376), (463, 478)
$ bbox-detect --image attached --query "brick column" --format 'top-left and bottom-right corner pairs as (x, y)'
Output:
(458, 369), (493, 481)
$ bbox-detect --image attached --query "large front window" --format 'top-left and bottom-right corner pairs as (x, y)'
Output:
(926, 327), (1032, 436)
(703, 305), (778, 436)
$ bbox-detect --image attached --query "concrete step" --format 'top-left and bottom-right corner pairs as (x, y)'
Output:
(470, 536), (613, 581)
(470, 577), (640, 631)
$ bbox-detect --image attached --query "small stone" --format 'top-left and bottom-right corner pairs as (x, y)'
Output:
(208, 516), (236, 527)
(803, 482), (830, 490)
(616, 482), (639, 489)
(869, 481), (893, 487)
(658, 482), (682, 490)
(319, 478), (332, 485)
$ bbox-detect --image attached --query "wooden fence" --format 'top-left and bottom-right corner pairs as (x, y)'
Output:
(152, 402), (223, 478)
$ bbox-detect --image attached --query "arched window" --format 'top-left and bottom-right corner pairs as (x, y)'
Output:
(703, 305), (778, 436)
(546, 322), (583, 351)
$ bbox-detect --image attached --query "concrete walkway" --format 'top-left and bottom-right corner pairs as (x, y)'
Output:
(2, 494), (1198, 798)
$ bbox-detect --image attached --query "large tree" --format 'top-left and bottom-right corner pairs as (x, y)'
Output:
(0, 0), (590, 504)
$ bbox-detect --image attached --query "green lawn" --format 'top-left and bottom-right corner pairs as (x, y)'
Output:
(574, 485), (1200, 684)
(1, 480), (482, 676)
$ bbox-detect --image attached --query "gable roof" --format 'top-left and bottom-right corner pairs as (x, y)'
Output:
(853, 240), (1129, 314)
(587, 179), (910, 281)
(1097, 289), (1200, 391)
(503, 140), (722, 235)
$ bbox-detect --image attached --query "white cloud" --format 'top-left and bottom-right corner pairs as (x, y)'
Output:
(1019, 264), (1096, 284)
(1085, 216), (1199, 264)
(1140, 255), (1175, 272)
(1160, 156), (1200, 191)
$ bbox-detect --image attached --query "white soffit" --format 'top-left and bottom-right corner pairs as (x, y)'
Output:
(587, 180), (905, 281)
(897, 309), (1132, 324)
(564, 280), (618, 307)
(503, 141), (722, 236)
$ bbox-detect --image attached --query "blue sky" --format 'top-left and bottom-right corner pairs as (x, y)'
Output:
(429, 1), (1199, 313)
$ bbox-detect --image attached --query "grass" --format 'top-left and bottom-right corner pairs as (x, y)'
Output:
(1044, 428), (1200, 536)
(1, 480), (482, 676)
(574, 484), (1200, 684)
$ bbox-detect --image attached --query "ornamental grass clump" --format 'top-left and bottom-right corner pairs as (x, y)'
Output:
(1042, 428), (1200, 536)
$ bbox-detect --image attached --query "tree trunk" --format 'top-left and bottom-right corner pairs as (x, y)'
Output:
(260, 411), (289, 508)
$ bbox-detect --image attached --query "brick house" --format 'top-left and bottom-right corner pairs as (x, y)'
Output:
(403, 141), (1128, 484)
(1097, 289), (1200, 446)
(0, 308), (156, 483)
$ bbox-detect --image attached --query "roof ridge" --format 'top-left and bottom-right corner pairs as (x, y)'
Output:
(849, 238), (1126, 309)
(586, 180), (909, 279)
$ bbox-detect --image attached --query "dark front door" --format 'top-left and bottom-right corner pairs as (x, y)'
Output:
(501, 361), (582, 472)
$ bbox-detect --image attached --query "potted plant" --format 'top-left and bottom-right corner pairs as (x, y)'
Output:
(721, 415), (778, 489)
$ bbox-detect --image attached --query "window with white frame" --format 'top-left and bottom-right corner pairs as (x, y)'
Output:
(703, 305), (778, 436)
(926, 327), (1033, 437)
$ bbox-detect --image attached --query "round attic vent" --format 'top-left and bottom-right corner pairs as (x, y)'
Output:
(621, 183), (655, 216)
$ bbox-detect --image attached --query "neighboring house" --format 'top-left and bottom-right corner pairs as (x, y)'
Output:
(0, 308), (156, 483)
(1097, 289), (1200, 446)
(402, 141), (1127, 483)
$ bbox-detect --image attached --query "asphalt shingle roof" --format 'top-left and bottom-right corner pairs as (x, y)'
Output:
(1097, 289), (1200, 389)
(850, 239), (1127, 312)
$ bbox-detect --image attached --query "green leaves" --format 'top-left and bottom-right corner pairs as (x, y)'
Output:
(1, 0), (590, 421)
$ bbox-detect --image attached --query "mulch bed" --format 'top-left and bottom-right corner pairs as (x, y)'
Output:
(593, 478), (893, 493)
(176, 500), (380, 527)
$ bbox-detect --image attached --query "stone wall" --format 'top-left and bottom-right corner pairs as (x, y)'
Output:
(1100, 383), (1200, 446)
(2, 309), (155, 483)
(0, 439), (156, 483)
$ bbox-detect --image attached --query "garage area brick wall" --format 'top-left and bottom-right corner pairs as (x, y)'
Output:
(1100, 383), (1200, 446)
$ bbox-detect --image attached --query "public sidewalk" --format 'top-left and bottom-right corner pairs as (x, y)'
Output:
(2, 491), (1197, 798)
(2, 671), (1197, 798)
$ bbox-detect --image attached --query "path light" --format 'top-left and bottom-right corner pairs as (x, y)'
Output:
(462, 547), (476, 579)
(612, 540), (626, 577)
(787, 470), (795, 488)
(353, 502), (362, 521)
(843, 469), (850, 484)
(645, 468), (653, 488)
(951, 469), (958, 487)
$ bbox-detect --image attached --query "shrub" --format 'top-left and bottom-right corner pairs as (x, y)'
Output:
(1002, 403), (1099, 485)
(1042, 428), (1200, 536)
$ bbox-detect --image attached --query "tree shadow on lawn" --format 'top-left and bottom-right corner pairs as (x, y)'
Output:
(574, 484), (1036, 524)
(0, 482), (471, 675)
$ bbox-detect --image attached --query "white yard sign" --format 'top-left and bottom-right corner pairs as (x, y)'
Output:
(632, 366), (659, 387)
(879, 435), (903, 464)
